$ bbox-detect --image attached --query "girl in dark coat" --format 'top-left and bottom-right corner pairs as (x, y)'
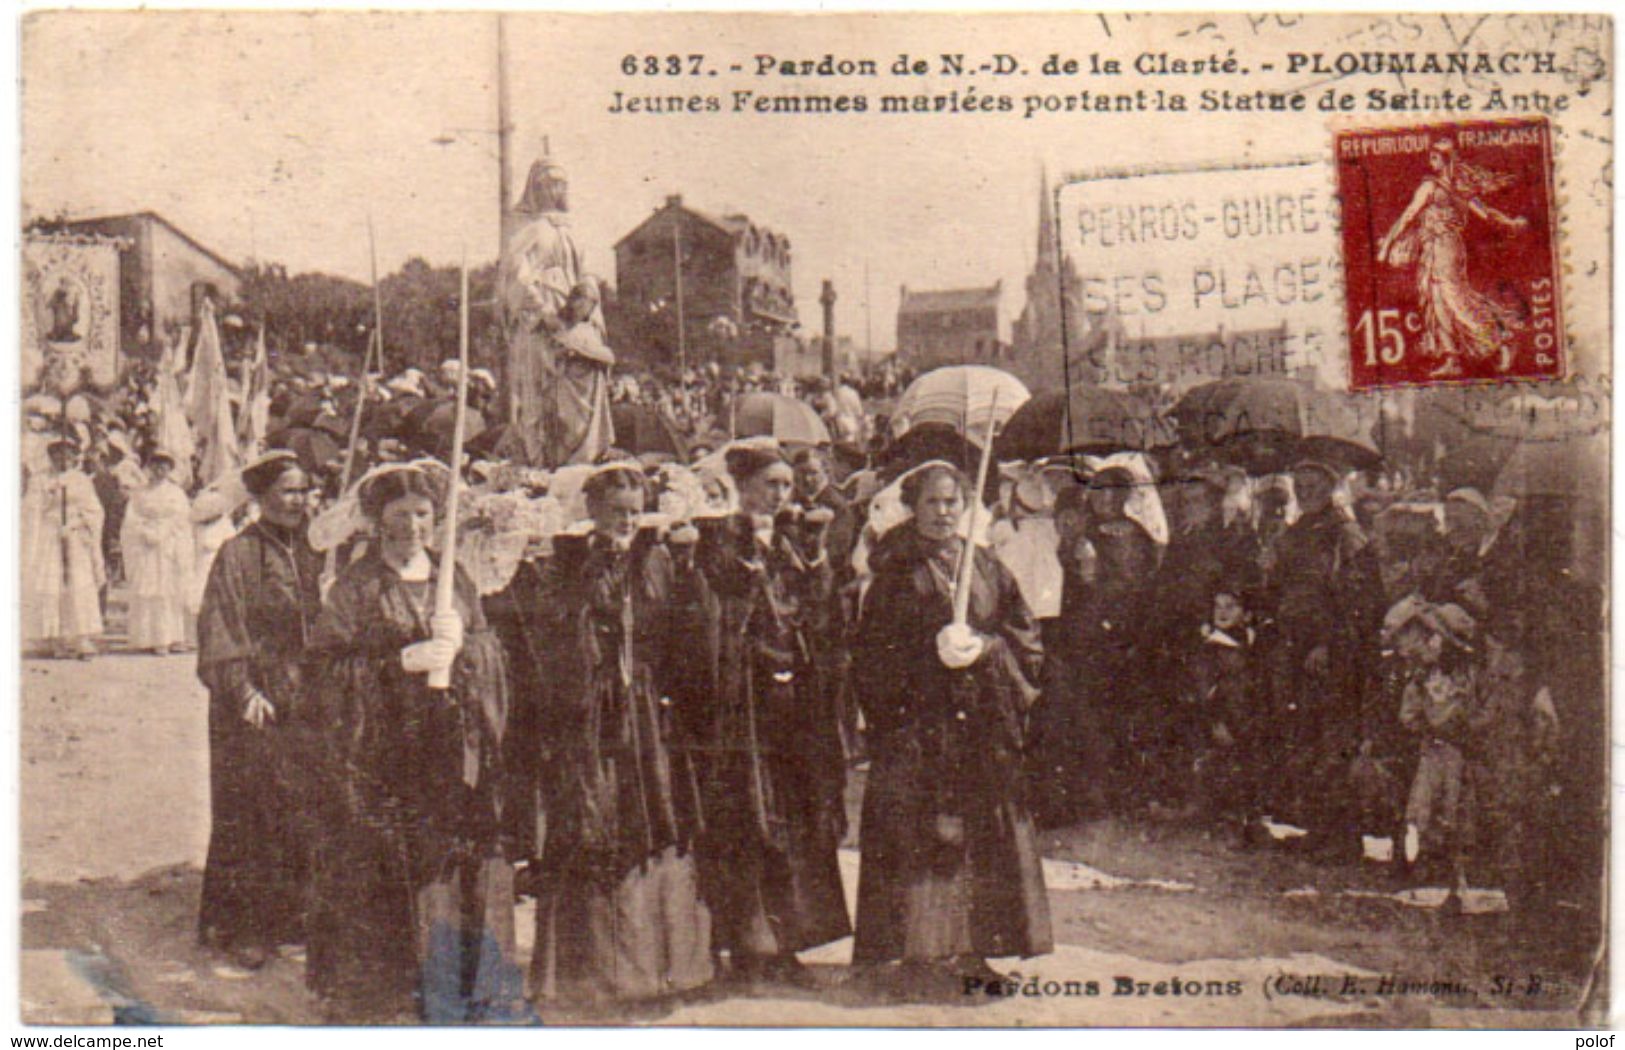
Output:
(303, 466), (527, 1023)
(683, 445), (851, 985)
(852, 462), (1052, 991)
(527, 466), (713, 1004)
(196, 452), (324, 969)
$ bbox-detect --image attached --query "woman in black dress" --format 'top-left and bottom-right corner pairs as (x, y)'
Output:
(853, 462), (1051, 993)
(684, 445), (851, 986)
(303, 466), (526, 1023)
(196, 451), (323, 969)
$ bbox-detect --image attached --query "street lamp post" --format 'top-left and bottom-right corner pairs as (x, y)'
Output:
(673, 216), (687, 374)
(820, 279), (837, 379)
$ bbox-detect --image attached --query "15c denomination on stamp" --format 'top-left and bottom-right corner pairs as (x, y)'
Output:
(1336, 117), (1564, 390)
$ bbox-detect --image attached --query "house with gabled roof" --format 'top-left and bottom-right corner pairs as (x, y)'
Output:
(611, 194), (798, 370)
(896, 281), (1009, 371)
(55, 211), (241, 357)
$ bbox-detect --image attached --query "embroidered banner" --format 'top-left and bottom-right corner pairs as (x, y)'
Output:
(22, 235), (122, 393)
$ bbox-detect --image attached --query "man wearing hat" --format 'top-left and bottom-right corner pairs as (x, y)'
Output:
(1424, 487), (1501, 618)
(22, 438), (106, 658)
(792, 445), (863, 761)
(1261, 458), (1386, 852)
(1155, 464), (1262, 647)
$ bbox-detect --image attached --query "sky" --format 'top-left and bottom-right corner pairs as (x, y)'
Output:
(19, 11), (1205, 354)
(21, 11), (1612, 372)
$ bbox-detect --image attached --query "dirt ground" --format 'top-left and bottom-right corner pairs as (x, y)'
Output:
(18, 634), (1604, 1028)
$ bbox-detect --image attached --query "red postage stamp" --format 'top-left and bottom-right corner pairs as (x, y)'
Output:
(1335, 117), (1564, 391)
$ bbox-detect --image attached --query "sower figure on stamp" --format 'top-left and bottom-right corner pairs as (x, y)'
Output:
(526, 465), (713, 1006)
(681, 445), (851, 988)
(196, 451), (324, 970)
(852, 462), (1052, 998)
(1375, 138), (1530, 378)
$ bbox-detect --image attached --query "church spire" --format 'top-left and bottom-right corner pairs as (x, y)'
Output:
(1036, 164), (1058, 271)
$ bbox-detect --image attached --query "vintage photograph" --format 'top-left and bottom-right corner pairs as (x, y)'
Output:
(16, 10), (1612, 1028)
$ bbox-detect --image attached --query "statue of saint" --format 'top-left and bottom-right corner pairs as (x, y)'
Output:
(499, 158), (614, 466)
(46, 277), (83, 343)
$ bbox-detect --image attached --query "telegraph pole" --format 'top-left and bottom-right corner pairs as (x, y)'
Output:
(820, 279), (837, 379)
(864, 260), (872, 361)
(673, 214), (688, 373)
(496, 13), (516, 421)
(497, 14), (513, 241)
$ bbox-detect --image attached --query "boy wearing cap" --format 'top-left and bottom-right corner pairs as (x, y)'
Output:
(1173, 583), (1264, 837)
(1387, 596), (1478, 903)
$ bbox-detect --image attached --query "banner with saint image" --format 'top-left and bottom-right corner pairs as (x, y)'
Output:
(22, 234), (122, 394)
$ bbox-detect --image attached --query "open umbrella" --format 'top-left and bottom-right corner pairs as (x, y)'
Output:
(1494, 431), (1608, 499)
(891, 365), (1030, 447)
(1172, 377), (1380, 473)
(465, 422), (527, 462)
(996, 387), (1173, 460)
(1493, 431), (1608, 586)
(415, 402), (487, 459)
(611, 402), (690, 461)
(362, 394), (424, 441)
(733, 391), (830, 445)
(266, 426), (342, 472)
(274, 392), (324, 431)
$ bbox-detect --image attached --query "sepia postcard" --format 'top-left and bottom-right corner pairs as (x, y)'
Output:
(15, 9), (1613, 1030)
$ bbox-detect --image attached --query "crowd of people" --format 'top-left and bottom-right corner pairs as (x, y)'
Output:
(19, 348), (1605, 1021)
(608, 360), (911, 445)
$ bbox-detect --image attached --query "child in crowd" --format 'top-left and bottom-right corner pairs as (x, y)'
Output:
(1386, 595), (1479, 906)
(1170, 584), (1262, 840)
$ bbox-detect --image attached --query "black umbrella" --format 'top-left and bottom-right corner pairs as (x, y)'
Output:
(880, 423), (999, 504)
(266, 426), (342, 472)
(996, 387), (1173, 460)
(1172, 377), (1380, 474)
(611, 403), (689, 461)
(414, 402), (487, 459)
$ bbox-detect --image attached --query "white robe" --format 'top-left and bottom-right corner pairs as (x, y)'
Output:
(121, 479), (196, 649)
(22, 469), (106, 646)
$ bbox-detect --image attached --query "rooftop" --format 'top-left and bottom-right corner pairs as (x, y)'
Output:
(55, 211), (241, 277)
(898, 282), (1003, 314)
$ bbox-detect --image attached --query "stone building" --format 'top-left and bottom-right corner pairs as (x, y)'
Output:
(58, 211), (241, 359)
(1009, 169), (1091, 389)
(895, 281), (1008, 371)
(610, 194), (797, 370)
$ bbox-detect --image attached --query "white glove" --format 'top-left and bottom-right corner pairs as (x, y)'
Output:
(430, 610), (465, 652)
(936, 623), (986, 670)
(242, 688), (276, 729)
(402, 638), (458, 676)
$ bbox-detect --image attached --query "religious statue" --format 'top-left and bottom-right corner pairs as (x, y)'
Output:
(499, 157), (615, 467)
